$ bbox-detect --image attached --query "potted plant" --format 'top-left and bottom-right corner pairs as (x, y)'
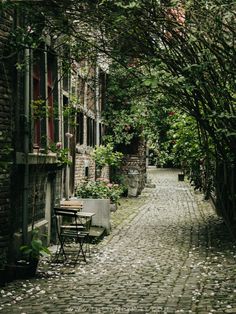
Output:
(0, 250), (7, 286)
(75, 179), (124, 234)
(18, 228), (51, 278)
(76, 178), (124, 205)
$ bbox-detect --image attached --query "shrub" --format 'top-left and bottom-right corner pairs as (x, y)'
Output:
(91, 144), (123, 169)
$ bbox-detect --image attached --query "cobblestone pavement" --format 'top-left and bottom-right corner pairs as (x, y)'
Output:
(1, 168), (236, 314)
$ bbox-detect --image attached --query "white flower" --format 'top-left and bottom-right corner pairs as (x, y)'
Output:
(65, 132), (73, 139)
(27, 26), (34, 34)
(56, 142), (62, 149)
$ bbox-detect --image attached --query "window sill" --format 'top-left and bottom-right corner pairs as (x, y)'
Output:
(16, 152), (58, 165)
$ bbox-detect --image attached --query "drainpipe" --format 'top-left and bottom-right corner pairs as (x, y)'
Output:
(65, 120), (70, 200)
(22, 48), (30, 243)
(65, 70), (72, 200)
(44, 49), (49, 148)
(65, 147), (70, 200)
(95, 65), (100, 146)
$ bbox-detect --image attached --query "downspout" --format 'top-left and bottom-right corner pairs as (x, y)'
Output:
(95, 65), (100, 146)
(65, 118), (70, 199)
(44, 49), (49, 148)
(22, 48), (30, 243)
(65, 145), (70, 200)
(58, 58), (64, 200)
(65, 70), (71, 200)
(84, 62), (88, 147)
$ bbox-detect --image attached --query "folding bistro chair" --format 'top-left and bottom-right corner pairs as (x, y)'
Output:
(54, 207), (88, 265)
(59, 200), (83, 211)
(76, 211), (94, 258)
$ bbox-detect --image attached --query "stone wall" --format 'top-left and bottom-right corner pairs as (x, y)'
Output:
(0, 9), (14, 265)
(121, 141), (147, 197)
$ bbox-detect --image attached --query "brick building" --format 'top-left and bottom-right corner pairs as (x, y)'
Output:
(0, 5), (147, 278)
(0, 8), (14, 270)
(0, 8), (107, 270)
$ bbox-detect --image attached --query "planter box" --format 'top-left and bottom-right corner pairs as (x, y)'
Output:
(178, 174), (185, 181)
(5, 260), (38, 281)
(0, 269), (7, 286)
(76, 198), (111, 234)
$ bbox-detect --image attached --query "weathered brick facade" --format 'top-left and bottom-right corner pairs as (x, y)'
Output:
(74, 150), (96, 188)
(0, 6), (145, 278)
(0, 9), (107, 272)
(0, 8), (14, 267)
(73, 63), (105, 190)
(0, 9), (65, 266)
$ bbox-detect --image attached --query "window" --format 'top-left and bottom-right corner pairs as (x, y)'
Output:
(47, 56), (54, 143)
(63, 95), (69, 146)
(33, 63), (41, 148)
(76, 112), (84, 145)
(32, 49), (57, 149)
(86, 117), (96, 147)
(87, 85), (95, 111)
(99, 123), (105, 145)
(85, 166), (89, 178)
(99, 71), (106, 113)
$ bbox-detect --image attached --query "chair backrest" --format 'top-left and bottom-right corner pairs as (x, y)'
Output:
(54, 207), (81, 233)
(59, 200), (83, 211)
(54, 207), (78, 217)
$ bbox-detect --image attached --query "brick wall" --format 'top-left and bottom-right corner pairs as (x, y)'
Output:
(74, 149), (96, 189)
(0, 9), (14, 265)
(0, 7), (64, 258)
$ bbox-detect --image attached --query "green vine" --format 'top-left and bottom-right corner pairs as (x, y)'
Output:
(48, 142), (72, 166)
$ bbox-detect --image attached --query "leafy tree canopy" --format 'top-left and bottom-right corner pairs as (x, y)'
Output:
(1, 0), (236, 223)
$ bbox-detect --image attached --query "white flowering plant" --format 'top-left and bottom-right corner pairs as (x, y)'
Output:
(75, 178), (124, 204)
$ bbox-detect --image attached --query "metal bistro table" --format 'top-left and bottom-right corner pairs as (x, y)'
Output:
(54, 206), (95, 264)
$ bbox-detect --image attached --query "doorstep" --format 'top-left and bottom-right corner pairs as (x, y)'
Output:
(89, 226), (105, 238)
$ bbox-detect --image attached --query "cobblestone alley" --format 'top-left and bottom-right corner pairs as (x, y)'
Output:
(1, 168), (236, 314)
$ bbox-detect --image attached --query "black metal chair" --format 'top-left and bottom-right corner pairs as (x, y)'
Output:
(76, 212), (94, 258)
(53, 207), (89, 265)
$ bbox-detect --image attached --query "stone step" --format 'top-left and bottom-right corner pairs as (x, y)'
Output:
(89, 226), (105, 238)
